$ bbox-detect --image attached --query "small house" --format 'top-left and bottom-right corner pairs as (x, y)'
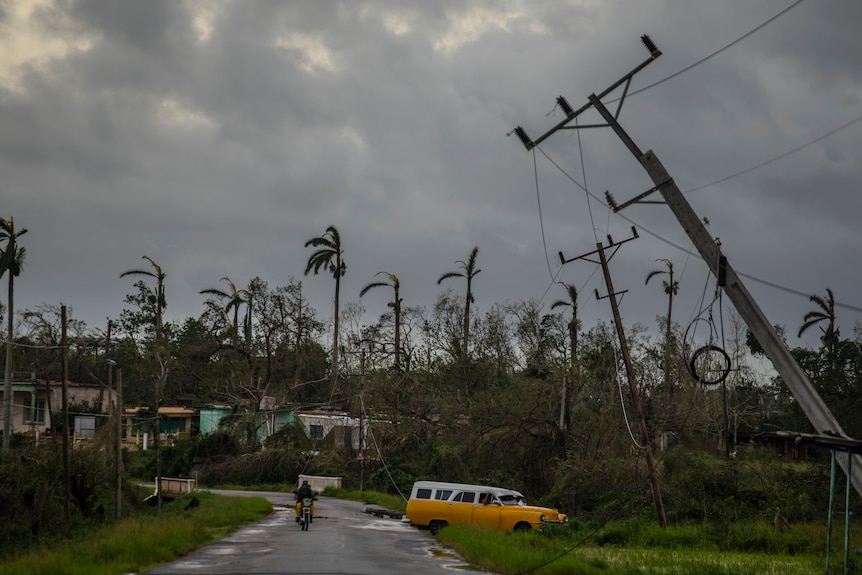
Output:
(122, 405), (198, 449)
(295, 409), (367, 450)
(0, 378), (117, 442)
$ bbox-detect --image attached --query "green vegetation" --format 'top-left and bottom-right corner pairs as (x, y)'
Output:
(3, 222), (862, 572)
(0, 492), (271, 575)
(437, 521), (847, 575)
(0, 449), (858, 575)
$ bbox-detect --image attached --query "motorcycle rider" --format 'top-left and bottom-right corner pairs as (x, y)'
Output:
(295, 479), (316, 522)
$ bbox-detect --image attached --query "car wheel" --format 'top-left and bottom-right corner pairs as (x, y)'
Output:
(513, 522), (532, 532)
(429, 520), (448, 535)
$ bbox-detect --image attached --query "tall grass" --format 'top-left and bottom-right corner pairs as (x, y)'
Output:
(0, 492), (272, 575)
(437, 520), (851, 575)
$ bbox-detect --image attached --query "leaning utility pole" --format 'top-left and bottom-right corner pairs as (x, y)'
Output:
(562, 233), (667, 528)
(513, 35), (862, 497)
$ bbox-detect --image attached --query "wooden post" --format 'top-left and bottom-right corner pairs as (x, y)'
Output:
(61, 305), (70, 521)
(115, 368), (123, 519)
(596, 243), (667, 529)
(359, 349), (365, 492)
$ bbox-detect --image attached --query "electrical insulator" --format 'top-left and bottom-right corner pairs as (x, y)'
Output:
(556, 96), (574, 117)
(641, 35), (661, 57)
(513, 126), (533, 149)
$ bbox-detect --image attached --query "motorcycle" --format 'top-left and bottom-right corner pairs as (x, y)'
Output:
(298, 497), (313, 531)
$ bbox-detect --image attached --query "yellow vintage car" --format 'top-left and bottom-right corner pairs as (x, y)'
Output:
(404, 480), (567, 534)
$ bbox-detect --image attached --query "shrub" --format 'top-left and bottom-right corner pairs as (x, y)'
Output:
(0, 438), (144, 554)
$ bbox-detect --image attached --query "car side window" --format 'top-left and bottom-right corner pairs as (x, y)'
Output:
(416, 488), (432, 499)
(452, 491), (478, 503)
(435, 490), (453, 500)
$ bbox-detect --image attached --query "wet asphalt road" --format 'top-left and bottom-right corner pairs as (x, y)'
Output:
(143, 491), (487, 574)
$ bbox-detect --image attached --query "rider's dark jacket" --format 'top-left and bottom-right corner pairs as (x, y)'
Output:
(296, 485), (314, 500)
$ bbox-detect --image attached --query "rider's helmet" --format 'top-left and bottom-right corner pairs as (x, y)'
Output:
(302, 480), (309, 486)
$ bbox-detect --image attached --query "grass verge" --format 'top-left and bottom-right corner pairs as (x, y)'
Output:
(0, 491), (272, 575)
(203, 483), (407, 512)
(320, 486), (407, 513)
(437, 521), (848, 575)
(208, 483), (294, 493)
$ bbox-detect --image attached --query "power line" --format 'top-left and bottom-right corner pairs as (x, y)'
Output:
(682, 112), (862, 195)
(616, 0), (806, 101)
(735, 271), (862, 315)
(534, 145), (862, 316)
(532, 148), (556, 283)
(527, 0), (861, 314)
(575, 116), (600, 244)
(6, 341), (67, 350)
(531, 145), (605, 309)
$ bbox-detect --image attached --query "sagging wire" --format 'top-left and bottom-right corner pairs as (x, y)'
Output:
(5, 341), (67, 350)
(507, 337), (707, 575)
(360, 392), (408, 502)
(683, 110), (862, 196)
(574, 116), (600, 245)
(683, 242), (731, 387)
(610, 343), (644, 450)
(544, 102), (601, 242)
(534, 126), (862, 315)
(532, 147), (556, 284)
(5, 399), (116, 419)
(609, 0), (806, 103)
(531, 142), (606, 310)
(298, 363), (344, 477)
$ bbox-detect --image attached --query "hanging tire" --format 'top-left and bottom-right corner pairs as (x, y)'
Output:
(688, 344), (731, 386)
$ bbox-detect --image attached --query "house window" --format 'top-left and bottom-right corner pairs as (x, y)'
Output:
(309, 424), (324, 439)
(75, 416), (96, 438)
(25, 399), (47, 424)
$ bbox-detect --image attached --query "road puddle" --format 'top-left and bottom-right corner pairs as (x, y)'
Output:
(427, 546), (484, 571)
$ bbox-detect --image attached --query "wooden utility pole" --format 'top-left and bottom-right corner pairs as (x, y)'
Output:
(359, 348), (365, 492)
(61, 305), (70, 521)
(595, 242), (667, 529)
(115, 368), (123, 519)
(560, 236), (667, 528)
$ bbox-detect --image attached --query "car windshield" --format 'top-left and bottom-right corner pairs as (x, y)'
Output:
(498, 494), (524, 506)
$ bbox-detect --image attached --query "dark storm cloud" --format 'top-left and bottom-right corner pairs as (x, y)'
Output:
(2, 0), (861, 353)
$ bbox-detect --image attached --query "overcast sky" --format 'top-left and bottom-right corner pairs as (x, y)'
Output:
(2, 0), (861, 357)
